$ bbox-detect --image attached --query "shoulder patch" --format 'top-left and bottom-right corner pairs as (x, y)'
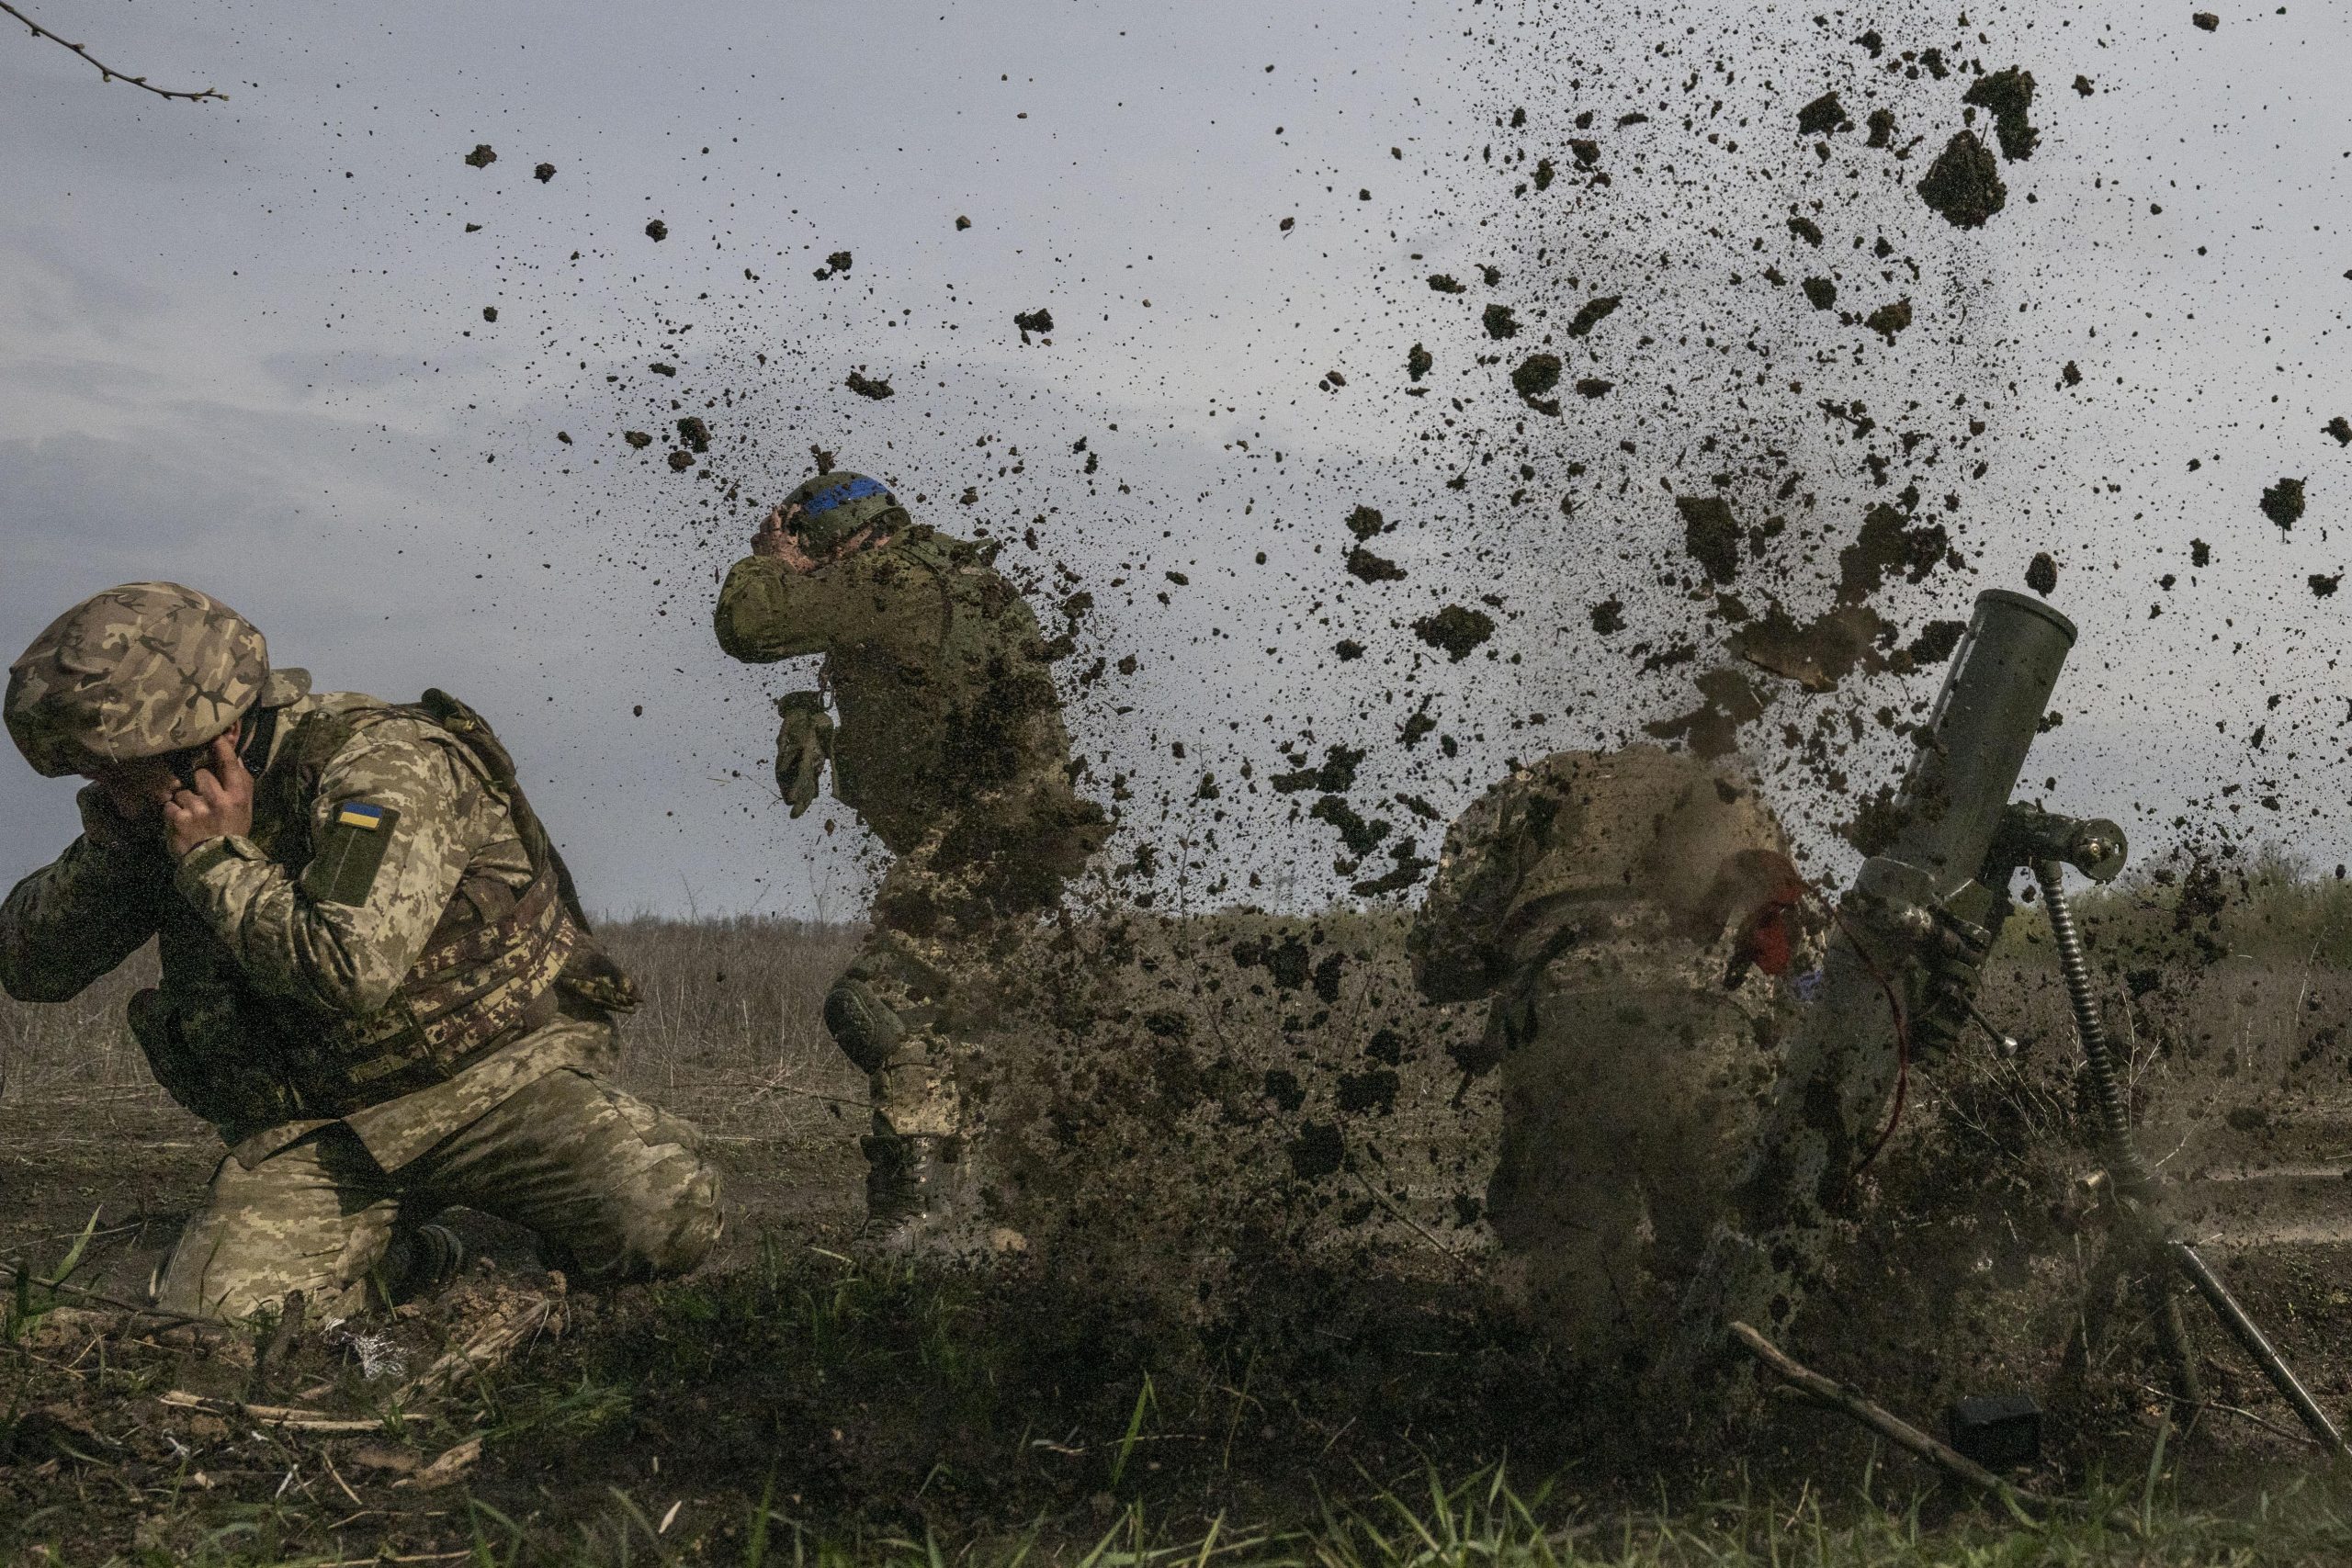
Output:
(307, 802), (402, 906)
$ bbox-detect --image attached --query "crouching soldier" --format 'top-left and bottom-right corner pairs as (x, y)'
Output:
(0, 583), (720, 1322)
(1408, 744), (1819, 1371)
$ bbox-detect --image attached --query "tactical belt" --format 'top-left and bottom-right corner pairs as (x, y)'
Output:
(289, 865), (582, 1113)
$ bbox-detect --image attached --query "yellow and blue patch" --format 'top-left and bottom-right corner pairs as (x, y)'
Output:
(307, 800), (401, 906)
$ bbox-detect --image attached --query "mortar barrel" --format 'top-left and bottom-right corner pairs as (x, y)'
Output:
(1890, 589), (2076, 896)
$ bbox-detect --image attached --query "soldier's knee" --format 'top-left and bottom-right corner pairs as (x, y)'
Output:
(605, 1148), (722, 1280)
(824, 975), (906, 1074)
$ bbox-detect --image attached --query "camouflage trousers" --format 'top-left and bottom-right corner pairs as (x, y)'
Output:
(830, 797), (1093, 1143)
(824, 922), (974, 1140)
(153, 1065), (720, 1323)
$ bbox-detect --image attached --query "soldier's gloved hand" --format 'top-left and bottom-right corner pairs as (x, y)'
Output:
(1907, 902), (1996, 1055)
(773, 691), (835, 818)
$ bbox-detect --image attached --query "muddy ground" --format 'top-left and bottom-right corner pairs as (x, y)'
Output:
(7, 897), (2352, 1562)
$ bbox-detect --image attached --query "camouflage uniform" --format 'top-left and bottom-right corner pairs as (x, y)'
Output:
(1, 584), (719, 1321)
(1408, 745), (1815, 1370)
(715, 477), (1107, 1217)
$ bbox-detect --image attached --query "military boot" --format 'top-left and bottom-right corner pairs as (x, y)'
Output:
(381, 1222), (469, 1304)
(858, 1132), (981, 1258)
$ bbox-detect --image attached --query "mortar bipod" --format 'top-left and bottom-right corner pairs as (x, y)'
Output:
(2023, 832), (2350, 1461)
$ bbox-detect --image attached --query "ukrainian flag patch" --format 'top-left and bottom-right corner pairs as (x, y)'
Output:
(308, 801), (401, 906)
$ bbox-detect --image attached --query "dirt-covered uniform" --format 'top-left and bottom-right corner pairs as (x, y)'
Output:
(1408, 745), (1815, 1369)
(0, 667), (718, 1321)
(716, 515), (1109, 1159)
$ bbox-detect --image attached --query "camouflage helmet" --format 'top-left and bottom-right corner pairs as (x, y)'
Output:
(6, 582), (268, 777)
(780, 470), (910, 557)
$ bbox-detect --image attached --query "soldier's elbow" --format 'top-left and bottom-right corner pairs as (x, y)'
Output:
(0, 940), (82, 1003)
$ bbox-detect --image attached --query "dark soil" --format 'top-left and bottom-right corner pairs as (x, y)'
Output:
(1917, 130), (2007, 227)
(845, 370), (894, 400)
(1566, 294), (1621, 336)
(645, 219), (668, 242)
(1481, 303), (1520, 339)
(463, 143), (495, 168)
(1411, 605), (1497, 661)
(1677, 495), (1742, 584)
(2261, 477), (2306, 530)
(2027, 550), (2059, 595)
(2326, 416), (2351, 446)
(1963, 67), (2041, 162)
(1803, 276), (1838, 310)
(1510, 352), (1561, 410)
(1795, 92), (1848, 137)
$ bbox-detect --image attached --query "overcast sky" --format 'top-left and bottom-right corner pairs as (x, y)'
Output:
(4, 0), (2347, 918)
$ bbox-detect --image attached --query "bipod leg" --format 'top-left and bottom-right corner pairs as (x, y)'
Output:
(2166, 1239), (2350, 1462)
(2038, 860), (2346, 1461)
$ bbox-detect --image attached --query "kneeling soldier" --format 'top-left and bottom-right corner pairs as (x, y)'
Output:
(0, 582), (720, 1322)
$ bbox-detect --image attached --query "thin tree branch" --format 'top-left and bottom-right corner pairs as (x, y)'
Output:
(1, 0), (227, 102)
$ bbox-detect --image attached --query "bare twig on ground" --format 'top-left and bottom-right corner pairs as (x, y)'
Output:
(0, 1259), (211, 1325)
(159, 1389), (405, 1433)
(1730, 1322), (2082, 1525)
(2138, 1381), (2322, 1450)
(0, 0), (227, 100)
(394, 1282), (564, 1400)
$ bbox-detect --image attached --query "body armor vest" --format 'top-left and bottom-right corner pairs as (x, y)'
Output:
(132, 689), (635, 1131)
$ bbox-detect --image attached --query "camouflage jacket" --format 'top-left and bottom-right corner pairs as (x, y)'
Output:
(715, 525), (1108, 895)
(0, 676), (613, 1168)
(1408, 746), (1817, 1076)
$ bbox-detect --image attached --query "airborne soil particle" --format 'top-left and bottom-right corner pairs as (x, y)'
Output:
(1482, 303), (1521, 339)
(2194, 11), (2220, 30)
(1676, 495), (1742, 584)
(2261, 477), (2307, 530)
(1345, 546), (1406, 583)
(1566, 294), (1622, 336)
(1411, 605), (1497, 661)
(1590, 597), (1626, 635)
(1511, 352), (1562, 411)
(2311, 573), (2341, 599)
(1787, 215), (1824, 246)
(676, 417), (710, 453)
(845, 370), (894, 400)
(1642, 667), (1767, 759)
(1802, 276), (1838, 310)
(1865, 107), (1896, 149)
(2326, 416), (2351, 446)
(481, 306), (497, 322)
(623, 431), (652, 448)
(645, 219), (669, 241)
(533, 162), (556, 182)
(2027, 551), (2059, 595)
(463, 143), (495, 168)
(1346, 505), (1389, 541)
(1428, 273), (1467, 293)
(1731, 601), (1885, 691)
(1863, 298), (1913, 344)
(666, 450), (695, 471)
(2192, 538), (2212, 568)
(1408, 343), (1433, 381)
(1962, 67), (2041, 162)
(1795, 92), (1848, 137)
(1014, 308), (1055, 341)
(1917, 130), (2007, 227)
(1573, 378), (1612, 398)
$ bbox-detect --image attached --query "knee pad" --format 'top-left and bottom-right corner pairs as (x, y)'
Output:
(824, 976), (907, 1074)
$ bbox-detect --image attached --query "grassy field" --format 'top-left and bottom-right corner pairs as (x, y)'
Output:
(7, 865), (2352, 1564)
